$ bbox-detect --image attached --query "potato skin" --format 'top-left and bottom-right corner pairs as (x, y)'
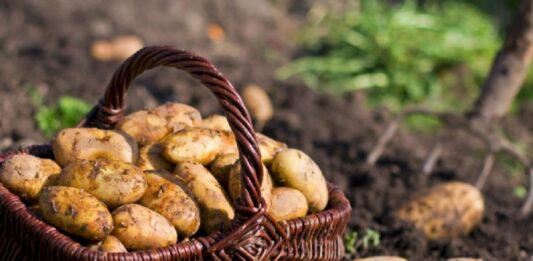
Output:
(139, 171), (201, 237)
(39, 186), (113, 241)
(396, 182), (484, 240)
(137, 143), (174, 172)
(112, 204), (177, 250)
(270, 149), (328, 212)
(52, 128), (138, 167)
(199, 115), (232, 131)
(256, 133), (287, 165)
(209, 153), (239, 188)
(268, 187), (308, 222)
(58, 159), (147, 208)
(0, 154), (61, 202)
(163, 128), (237, 165)
(174, 162), (234, 234)
(88, 235), (127, 253)
(116, 103), (202, 145)
(228, 161), (273, 210)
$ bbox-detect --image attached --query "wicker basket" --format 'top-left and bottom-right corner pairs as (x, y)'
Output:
(0, 46), (351, 260)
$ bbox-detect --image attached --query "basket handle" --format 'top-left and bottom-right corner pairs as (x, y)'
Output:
(80, 46), (265, 213)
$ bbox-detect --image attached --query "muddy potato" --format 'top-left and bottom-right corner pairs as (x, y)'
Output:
(139, 170), (201, 237)
(163, 128), (237, 165)
(137, 143), (174, 172)
(256, 133), (287, 165)
(112, 204), (177, 250)
(268, 187), (308, 222)
(200, 115), (231, 131)
(209, 153), (239, 187)
(52, 128), (138, 167)
(116, 103), (202, 145)
(270, 149), (328, 212)
(396, 181), (484, 240)
(58, 159), (147, 208)
(174, 162), (234, 234)
(228, 161), (273, 209)
(88, 235), (127, 253)
(39, 186), (113, 241)
(0, 154), (61, 201)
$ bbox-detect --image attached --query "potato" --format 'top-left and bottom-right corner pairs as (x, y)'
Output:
(88, 235), (127, 253)
(91, 35), (143, 62)
(163, 128), (237, 165)
(52, 128), (138, 167)
(28, 204), (44, 219)
(58, 159), (147, 208)
(270, 149), (328, 212)
(174, 162), (234, 234)
(228, 161), (273, 209)
(396, 182), (484, 240)
(139, 170), (201, 237)
(209, 153), (239, 187)
(200, 115), (232, 131)
(112, 204), (177, 250)
(256, 133), (287, 165)
(268, 187), (308, 222)
(137, 143), (174, 172)
(39, 186), (113, 241)
(116, 103), (201, 145)
(0, 154), (61, 201)
(242, 84), (273, 130)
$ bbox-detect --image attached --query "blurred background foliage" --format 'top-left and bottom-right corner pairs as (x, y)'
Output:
(278, 0), (531, 113)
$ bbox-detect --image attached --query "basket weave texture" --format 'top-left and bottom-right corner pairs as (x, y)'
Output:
(0, 46), (351, 260)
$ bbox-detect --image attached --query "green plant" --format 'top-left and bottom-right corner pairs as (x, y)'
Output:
(278, 0), (501, 112)
(344, 228), (381, 257)
(30, 89), (91, 138)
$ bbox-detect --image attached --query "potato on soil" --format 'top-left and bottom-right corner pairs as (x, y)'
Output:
(174, 162), (234, 234)
(39, 186), (113, 241)
(209, 153), (239, 187)
(256, 133), (287, 165)
(91, 35), (143, 62)
(163, 127), (237, 165)
(200, 115), (231, 131)
(88, 235), (127, 253)
(58, 159), (147, 208)
(52, 128), (138, 167)
(0, 154), (61, 202)
(228, 160), (273, 209)
(112, 204), (177, 250)
(139, 170), (201, 237)
(242, 84), (273, 130)
(270, 149), (328, 212)
(395, 181), (484, 240)
(137, 143), (174, 172)
(116, 103), (201, 145)
(268, 187), (308, 222)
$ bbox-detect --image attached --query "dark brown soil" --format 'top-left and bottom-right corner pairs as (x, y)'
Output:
(1, 1), (532, 260)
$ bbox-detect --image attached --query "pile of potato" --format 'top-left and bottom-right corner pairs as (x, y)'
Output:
(0, 102), (329, 252)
